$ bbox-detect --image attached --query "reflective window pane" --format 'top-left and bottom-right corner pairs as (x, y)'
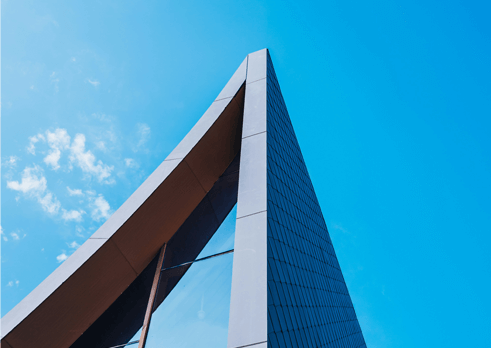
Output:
(145, 252), (234, 348)
(197, 205), (236, 259)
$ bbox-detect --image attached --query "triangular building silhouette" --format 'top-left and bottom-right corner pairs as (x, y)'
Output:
(1, 49), (366, 348)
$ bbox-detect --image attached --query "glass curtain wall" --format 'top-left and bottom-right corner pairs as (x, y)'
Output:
(108, 205), (237, 348)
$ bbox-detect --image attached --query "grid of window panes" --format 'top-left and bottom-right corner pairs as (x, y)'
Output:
(265, 53), (367, 348)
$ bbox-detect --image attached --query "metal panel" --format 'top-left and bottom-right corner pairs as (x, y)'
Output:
(246, 48), (268, 83)
(236, 132), (268, 219)
(242, 77), (267, 139)
(228, 211), (268, 348)
(70, 253), (160, 348)
(89, 158), (181, 240)
(228, 48), (269, 348)
(3, 239), (136, 348)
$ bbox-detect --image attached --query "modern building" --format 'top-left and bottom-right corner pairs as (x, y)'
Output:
(1, 49), (366, 348)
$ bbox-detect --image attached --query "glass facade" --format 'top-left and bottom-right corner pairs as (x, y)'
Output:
(197, 205), (236, 259)
(265, 53), (366, 348)
(145, 252), (234, 348)
(127, 204), (237, 348)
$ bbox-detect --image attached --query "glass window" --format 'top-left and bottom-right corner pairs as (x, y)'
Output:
(145, 251), (234, 348)
(196, 205), (236, 259)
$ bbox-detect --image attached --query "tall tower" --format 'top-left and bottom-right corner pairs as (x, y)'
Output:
(1, 49), (366, 348)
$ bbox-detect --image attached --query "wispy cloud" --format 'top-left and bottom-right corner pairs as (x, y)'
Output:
(7, 280), (19, 287)
(38, 192), (61, 214)
(90, 194), (111, 221)
(61, 209), (85, 222)
(44, 129), (71, 170)
(87, 78), (100, 87)
(124, 158), (139, 169)
(332, 223), (350, 234)
(75, 225), (85, 238)
(27, 134), (45, 155)
(3, 156), (19, 168)
(134, 123), (151, 151)
(67, 186), (83, 196)
(7, 165), (61, 215)
(10, 232), (20, 240)
(7, 165), (47, 193)
(1, 226), (8, 242)
(95, 141), (106, 152)
(56, 252), (68, 263)
(26, 128), (114, 183)
(50, 71), (60, 93)
(68, 241), (80, 249)
(69, 134), (114, 183)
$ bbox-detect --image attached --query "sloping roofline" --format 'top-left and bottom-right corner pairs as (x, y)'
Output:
(1, 50), (264, 348)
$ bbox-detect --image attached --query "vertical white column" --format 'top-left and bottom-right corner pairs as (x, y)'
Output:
(228, 48), (269, 348)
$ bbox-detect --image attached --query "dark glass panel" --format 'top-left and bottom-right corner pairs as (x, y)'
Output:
(196, 205), (236, 259)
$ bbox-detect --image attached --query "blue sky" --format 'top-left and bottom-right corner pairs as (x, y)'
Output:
(2, 0), (491, 347)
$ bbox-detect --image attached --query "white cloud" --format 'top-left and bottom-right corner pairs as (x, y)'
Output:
(75, 225), (85, 238)
(3, 156), (19, 168)
(68, 241), (80, 249)
(87, 79), (100, 87)
(7, 165), (61, 215)
(43, 150), (61, 169)
(91, 194), (111, 221)
(10, 232), (20, 240)
(6, 280), (19, 287)
(332, 223), (349, 234)
(95, 141), (106, 151)
(7, 165), (47, 194)
(44, 129), (71, 170)
(27, 134), (45, 155)
(1, 226), (7, 242)
(61, 209), (85, 222)
(136, 123), (151, 150)
(38, 192), (61, 214)
(67, 186), (83, 196)
(124, 158), (139, 169)
(50, 72), (60, 93)
(69, 134), (114, 183)
(56, 252), (68, 263)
